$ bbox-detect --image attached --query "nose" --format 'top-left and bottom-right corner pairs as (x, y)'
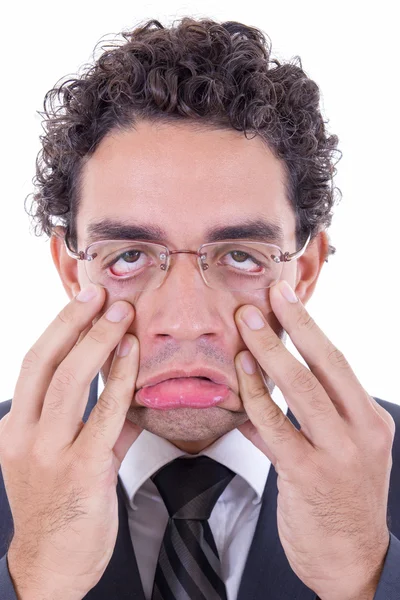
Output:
(143, 251), (226, 342)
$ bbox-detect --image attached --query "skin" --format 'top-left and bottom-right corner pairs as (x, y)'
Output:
(51, 119), (327, 453)
(1, 120), (394, 599)
(233, 288), (395, 599)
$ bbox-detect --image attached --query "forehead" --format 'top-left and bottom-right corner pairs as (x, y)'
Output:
(77, 120), (295, 247)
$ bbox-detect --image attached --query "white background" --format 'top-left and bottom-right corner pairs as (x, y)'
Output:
(0, 0), (398, 405)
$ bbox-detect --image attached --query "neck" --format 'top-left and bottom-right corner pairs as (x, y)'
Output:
(169, 436), (219, 454)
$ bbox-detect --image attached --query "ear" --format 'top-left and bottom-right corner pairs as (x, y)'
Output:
(50, 226), (82, 300)
(293, 230), (329, 306)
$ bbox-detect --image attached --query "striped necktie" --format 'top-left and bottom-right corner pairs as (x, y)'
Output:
(150, 455), (236, 600)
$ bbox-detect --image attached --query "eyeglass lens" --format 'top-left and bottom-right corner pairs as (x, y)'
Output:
(84, 240), (283, 293)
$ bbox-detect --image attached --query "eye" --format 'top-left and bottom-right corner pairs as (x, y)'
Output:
(107, 249), (149, 277)
(230, 250), (254, 263)
(220, 249), (264, 273)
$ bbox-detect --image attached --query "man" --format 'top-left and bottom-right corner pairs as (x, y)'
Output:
(0, 16), (399, 600)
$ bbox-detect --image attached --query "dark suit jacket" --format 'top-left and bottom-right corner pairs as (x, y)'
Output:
(1, 374), (400, 599)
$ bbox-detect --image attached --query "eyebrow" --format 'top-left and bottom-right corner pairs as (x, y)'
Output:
(85, 217), (285, 247)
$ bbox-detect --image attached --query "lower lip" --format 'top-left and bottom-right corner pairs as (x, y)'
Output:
(136, 377), (230, 410)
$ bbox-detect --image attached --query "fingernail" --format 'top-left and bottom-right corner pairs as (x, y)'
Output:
(241, 306), (265, 330)
(279, 281), (298, 303)
(106, 302), (129, 322)
(76, 283), (98, 303)
(240, 351), (257, 374)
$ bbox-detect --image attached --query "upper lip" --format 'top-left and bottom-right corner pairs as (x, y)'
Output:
(138, 368), (231, 390)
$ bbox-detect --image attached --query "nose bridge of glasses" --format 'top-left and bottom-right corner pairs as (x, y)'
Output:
(168, 249), (202, 257)
(164, 249), (206, 274)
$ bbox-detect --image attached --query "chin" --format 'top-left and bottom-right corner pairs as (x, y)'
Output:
(125, 404), (248, 442)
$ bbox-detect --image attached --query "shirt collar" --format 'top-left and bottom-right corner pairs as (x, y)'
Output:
(98, 376), (287, 509)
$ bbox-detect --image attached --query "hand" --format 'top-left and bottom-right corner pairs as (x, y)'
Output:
(0, 284), (142, 600)
(234, 280), (395, 600)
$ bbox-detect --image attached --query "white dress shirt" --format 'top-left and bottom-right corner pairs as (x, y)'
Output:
(97, 377), (287, 600)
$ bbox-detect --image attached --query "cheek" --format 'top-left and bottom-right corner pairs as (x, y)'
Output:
(235, 287), (272, 315)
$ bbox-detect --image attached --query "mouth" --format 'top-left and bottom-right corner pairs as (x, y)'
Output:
(135, 375), (231, 410)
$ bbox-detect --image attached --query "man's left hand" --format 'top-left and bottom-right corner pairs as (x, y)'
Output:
(234, 280), (395, 600)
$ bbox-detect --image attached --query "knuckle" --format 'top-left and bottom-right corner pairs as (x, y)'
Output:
(47, 366), (80, 407)
(31, 440), (53, 468)
(259, 332), (282, 355)
(333, 439), (363, 474)
(1, 449), (23, 467)
(385, 413), (396, 439)
(258, 402), (287, 432)
(106, 367), (126, 385)
(364, 395), (396, 451)
(0, 418), (30, 463)
(97, 389), (120, 417)
(374, 419), (395, 453)
(20, 347), (41, 374)
(0, 444), (19, 464)
(45, 393), (66, 415)
(295, 311), (316, 333)
(289, 366), (319, 394)
(53, 365), (79, 389)
(308, 394), (332, 418)
(86, 326), (108, 345)
(370, 400), (397, 439)
(249, 381), (268, 403)
(57, 303), (76, 325)
(271, 419), (293, 445)
(327, 347), (349, 370)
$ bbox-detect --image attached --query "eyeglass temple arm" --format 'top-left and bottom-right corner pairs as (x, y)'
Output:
(283, 232), (311, 262)
(63, 235), (85, 260)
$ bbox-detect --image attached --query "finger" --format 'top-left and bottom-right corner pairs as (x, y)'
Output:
(39, 300), (135, 449)
(10, 284), (107, 426)
(76, 333), (141, 464)
(269, 280), (379, 425)
(235, 303), (344, 448)
(237, 418), (278, 465)
(235, 350), (309, 469)
(75, 324), (92, 346)
(113, 417), (143, 466)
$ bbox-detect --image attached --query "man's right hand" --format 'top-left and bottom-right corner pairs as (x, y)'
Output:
(0, 283), (142, 600)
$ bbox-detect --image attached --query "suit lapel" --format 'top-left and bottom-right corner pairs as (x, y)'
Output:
(237, 407), (317, 600)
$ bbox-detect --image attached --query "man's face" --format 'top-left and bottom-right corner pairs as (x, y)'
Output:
(74, 120), (300, 451)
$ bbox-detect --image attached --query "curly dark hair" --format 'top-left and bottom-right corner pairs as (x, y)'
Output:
(26, 16), (341, 258)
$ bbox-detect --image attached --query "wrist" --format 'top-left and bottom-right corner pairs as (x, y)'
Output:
(317, 568), (380, 600)
(7, 548), (84, 600)
(317, 535), (389, 600)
